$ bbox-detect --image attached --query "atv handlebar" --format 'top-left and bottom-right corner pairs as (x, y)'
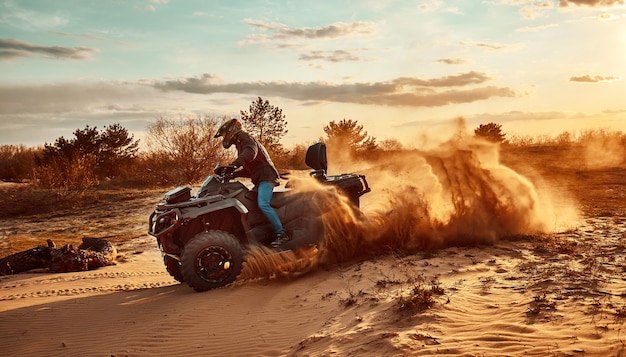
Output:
(214, 164), (236, 176)
(213, 164), (242, 182)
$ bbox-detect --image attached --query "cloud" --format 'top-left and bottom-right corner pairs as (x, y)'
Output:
(418, 0), (463, 14)
(49, 31), (107, 42)
(299, 49), (363, 63)
(0, 82), (156, 114)
(0, 82), (168, 146)
(419, 0), (444, 12)
(0, 77), (519, 146)
(559, 0), (625, 7)
(569, 74), (622, 82)
(140, 0), (169, 11)
(459, 40), (523, 52)
(501, 0), (624, 19)
(437, 57), (471, 65)
(597, 12), (622, 20)
(240, 20), (378, 44)
(502, 0), (625, 22)
(394, 71), (492, 87)
(375, 86), (516, 107)
(516, 23), (559, 32)
(0, 38), (96, 60)
(0, 1), (68, 31)
(519, 1), (555, 19)
(153, 71), (517, 107)
(603, 108), (626, 114)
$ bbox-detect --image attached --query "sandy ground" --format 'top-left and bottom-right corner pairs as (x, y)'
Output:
(2, 143), (626, 356)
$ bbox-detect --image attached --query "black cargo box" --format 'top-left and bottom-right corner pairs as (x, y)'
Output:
(324, 173), (367, 206)
(164, 186), (192, 204)
(326, 173), (364, 195)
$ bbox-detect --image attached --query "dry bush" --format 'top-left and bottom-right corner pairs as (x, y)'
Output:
(31, 154), (99, 198)
(0, 184), (60, 217)
(395, 283), (437, 315)
(0, 144), (39, 183)
(507, 134), (536, 147)
(144, 114), (234, 185)
(577, 129), (626, 169)
(273, 143), (310, 170)
(395, 275), (445, 316)
(507, 129), (625, 156)
(527, 293), (556, 316)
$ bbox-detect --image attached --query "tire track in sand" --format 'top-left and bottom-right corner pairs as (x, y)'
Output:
(0, 264), (179, 302)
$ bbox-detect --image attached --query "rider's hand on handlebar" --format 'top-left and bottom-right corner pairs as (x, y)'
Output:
(215, 164), (238, 176)
(225, 164), (237, 175)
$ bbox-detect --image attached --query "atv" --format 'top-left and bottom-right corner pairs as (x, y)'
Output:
(148, 142), (370, 291)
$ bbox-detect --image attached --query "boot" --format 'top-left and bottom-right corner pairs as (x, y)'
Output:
(270, 233), (290, 248)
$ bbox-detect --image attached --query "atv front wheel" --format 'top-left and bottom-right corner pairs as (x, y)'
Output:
(180, 230), (244, 292)
(164, 255), (184, 283)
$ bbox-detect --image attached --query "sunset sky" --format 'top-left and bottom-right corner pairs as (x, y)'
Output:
(1, 0), (625, 148)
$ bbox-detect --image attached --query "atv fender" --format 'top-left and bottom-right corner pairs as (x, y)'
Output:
(179, 197), (248, 222)
(150, 197), (249, 240)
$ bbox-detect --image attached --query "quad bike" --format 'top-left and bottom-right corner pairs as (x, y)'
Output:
(148, 142), (370, 292)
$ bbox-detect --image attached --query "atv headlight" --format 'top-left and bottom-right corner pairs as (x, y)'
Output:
(156, 212), (178, 232)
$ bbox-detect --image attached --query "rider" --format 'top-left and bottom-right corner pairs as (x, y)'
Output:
(213, 118), (290, 248)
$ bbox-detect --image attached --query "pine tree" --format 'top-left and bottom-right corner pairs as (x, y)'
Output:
(239, 97), (288, 155)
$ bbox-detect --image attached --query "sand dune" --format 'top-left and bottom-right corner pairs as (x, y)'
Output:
(2, 213), (626, 356)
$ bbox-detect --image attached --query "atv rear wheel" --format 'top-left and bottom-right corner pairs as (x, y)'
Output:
(164, 255), (184, 283)
(180, 230), (244, 292)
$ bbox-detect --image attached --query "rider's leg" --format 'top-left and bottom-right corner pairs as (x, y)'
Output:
(257, 181), (285, 236)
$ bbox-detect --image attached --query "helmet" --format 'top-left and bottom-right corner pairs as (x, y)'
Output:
(214, 118), (242, 148)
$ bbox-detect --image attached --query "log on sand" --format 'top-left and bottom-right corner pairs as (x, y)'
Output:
(0, 238), (117, 275)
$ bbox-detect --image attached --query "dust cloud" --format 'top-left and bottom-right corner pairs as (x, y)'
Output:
(580, 131), (625, 169)
(240, 120), (582, 281)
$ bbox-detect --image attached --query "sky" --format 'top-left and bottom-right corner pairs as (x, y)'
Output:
(1, 0), (625, 149)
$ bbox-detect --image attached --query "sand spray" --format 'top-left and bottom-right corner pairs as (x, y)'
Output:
(240, 120), (581, 281)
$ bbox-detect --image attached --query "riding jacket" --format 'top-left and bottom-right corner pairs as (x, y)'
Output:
(230, 131), (280, 186)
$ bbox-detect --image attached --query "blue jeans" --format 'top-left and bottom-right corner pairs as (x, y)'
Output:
(257, 181), (285, 236)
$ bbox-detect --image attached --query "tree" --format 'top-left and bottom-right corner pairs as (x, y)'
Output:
(72, 125), (100, 157)
(474, 123), (506, 143)
(323, 119), (377, 153)
(98, 123), (140, 177)
(145, 114), (233, 185)
(34, 124), (140, 191)
(239, 97), (288, 155)
(37, 124), (139, 174)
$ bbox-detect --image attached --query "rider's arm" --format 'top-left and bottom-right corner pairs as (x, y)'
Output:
(231, 132), (258, 168)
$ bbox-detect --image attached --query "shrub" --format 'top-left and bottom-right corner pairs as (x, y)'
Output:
(32, 154), (99, 197)
(144, 115), (234, 185)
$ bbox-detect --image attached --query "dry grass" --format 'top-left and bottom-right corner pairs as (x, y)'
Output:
(527, 293), (557, 316)
(394, 276), (446, 316)
(0, 184), (163, 258)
